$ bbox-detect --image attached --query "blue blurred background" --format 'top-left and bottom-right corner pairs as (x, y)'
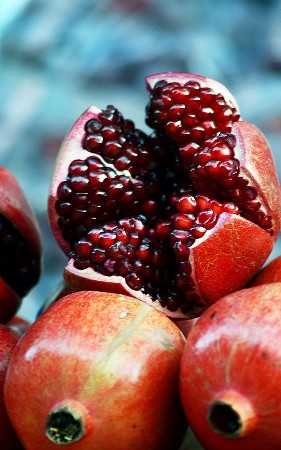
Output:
(1, 0), (281, 321)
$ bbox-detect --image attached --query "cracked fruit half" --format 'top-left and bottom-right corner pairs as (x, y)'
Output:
(48, 72), (281, 318)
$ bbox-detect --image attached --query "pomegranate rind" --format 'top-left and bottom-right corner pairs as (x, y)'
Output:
(145, 72), (240, 113)
(249, 255), (281, 287)
(63, 260), (188, 319)
(232, 121), (281, 239)
(190, 213), (274, 306)
(48, 106), (101, 255)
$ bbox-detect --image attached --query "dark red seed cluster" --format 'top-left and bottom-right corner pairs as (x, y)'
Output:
(0, 214), (39, 297)
(146, 80), (240, 145)
(56, 156), (160, 245)
(72, 216), (167, 287)
(83, 105), (156, 176)
(185, 133), (273, 234)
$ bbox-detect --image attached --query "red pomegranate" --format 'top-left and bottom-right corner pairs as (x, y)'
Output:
(48, 72), (281, 319)
(180, 282), (281, 450)
(0, 167), (41, 322)
(4, 291), (187, 450)
(0, 324), (23, 449)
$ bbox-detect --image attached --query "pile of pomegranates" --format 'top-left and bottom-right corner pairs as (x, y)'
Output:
(1, 71), (281, 449)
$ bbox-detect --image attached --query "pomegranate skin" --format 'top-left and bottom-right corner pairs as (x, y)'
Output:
(180, 283), (281, 450)
(0, 325), (23, 449)
(190, 212), (274, 306)
(249, 255), (281, 287)
(5, 291), (187, 450)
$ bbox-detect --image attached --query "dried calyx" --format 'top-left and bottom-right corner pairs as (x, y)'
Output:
(49, 72), (281, 318)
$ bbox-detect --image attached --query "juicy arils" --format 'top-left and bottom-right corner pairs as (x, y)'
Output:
(48, 72), (281, 318)
(0, 167), (41, 322)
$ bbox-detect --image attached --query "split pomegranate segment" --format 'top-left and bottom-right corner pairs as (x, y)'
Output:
(0, 167), (41, 322)
(0, 213), (38, 298)
(48, 72), (281, 318)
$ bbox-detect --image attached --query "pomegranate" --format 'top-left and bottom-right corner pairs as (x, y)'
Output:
(4, 291), (186, 450)
(249, 255), (281, 287)
(0, 167), (41, 322)
(0, 324), (23, 449)
(180, 282), (281, 450)
(48, 72), (281, 318)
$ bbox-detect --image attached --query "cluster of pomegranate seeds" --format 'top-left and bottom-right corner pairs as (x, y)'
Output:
(83, 105), (156, 176)
(146, 80), (240, 145)
(0, 214), (39, 297)
(56, 155), (161, 245)
(72, 215), (168, 286)
(182, 133), (273, 234)
(55, 78), (274, 314)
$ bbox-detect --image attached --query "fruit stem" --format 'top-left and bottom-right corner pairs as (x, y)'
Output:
(207, 390), (258, 438)
(46, 400), (91, 445)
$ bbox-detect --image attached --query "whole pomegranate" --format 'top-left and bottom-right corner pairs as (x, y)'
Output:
(5, 291), (186, 450)
(48, 72), (281, 319)
(0, 324), (23, 449)
(0, 167), (41, 322)
(180, 282), (281, 450)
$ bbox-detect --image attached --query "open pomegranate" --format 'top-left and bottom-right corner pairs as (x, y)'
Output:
(4, 291), (186, 450)
(180, 282), (281, 450)
(48, 72), (281, 318)
(0, 167), (41, 322)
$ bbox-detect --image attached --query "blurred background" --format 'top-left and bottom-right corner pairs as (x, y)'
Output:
(0, 0), (281, 321)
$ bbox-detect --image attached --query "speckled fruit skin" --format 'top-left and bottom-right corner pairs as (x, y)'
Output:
(48, 72), (281, 320)
(249, 255), (281, 287)
(0, 325), (23, 449)
(0, 167), (41, 322)
(180, 283), (281, 450)
(5, 291), (187, 450)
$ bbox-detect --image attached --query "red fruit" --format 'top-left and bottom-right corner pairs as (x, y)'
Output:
(249, 255), (281, 287)
(5, 291), (186, 450)
(180, 283), (281, 450)
(0, 167), (41, 322)
(48, 73), (281, 319)
(0, 324), (23, 449)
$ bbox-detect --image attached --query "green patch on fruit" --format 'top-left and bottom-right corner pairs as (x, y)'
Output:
(154, 327), (175, 351)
